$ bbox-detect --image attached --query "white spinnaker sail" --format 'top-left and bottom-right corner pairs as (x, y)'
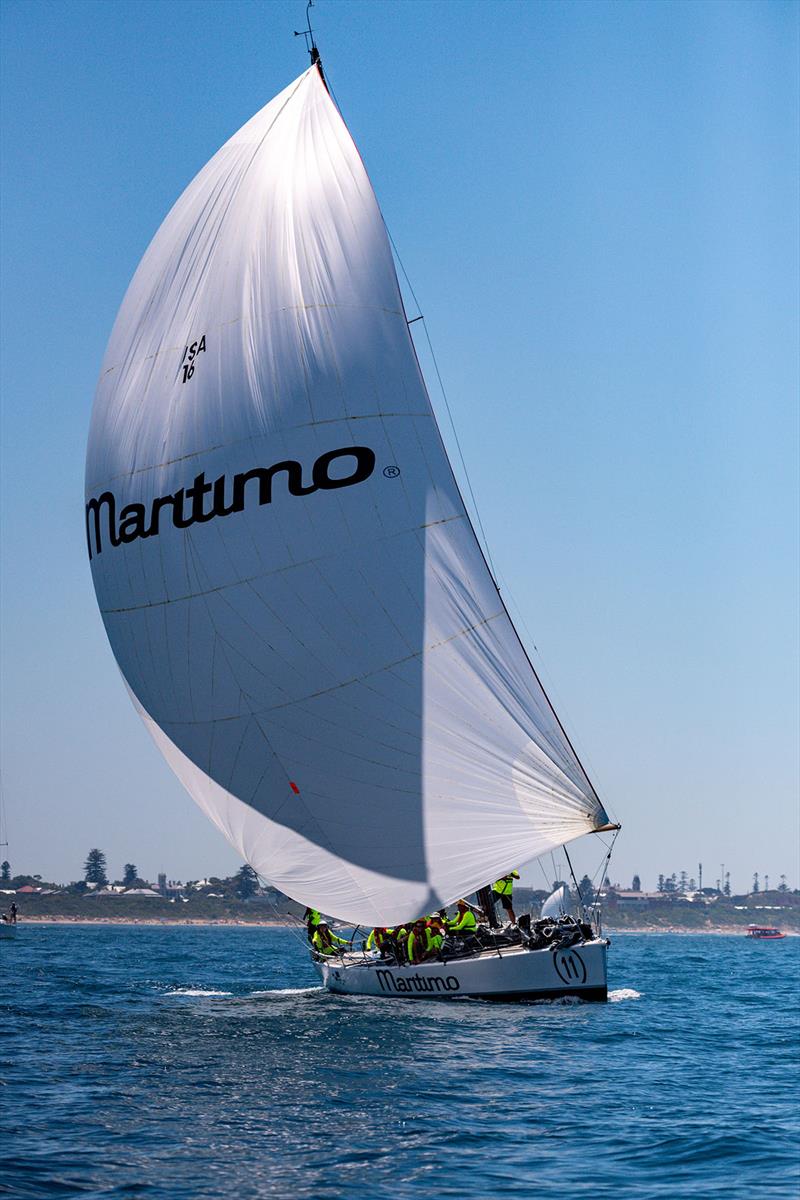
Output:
(540, 885), (573, 920)
(86, 66), (608, 926)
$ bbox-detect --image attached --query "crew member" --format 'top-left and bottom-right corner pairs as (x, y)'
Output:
(392, 923), (409, 963)
(425, 917), (444, 958)
(446, 900), (478, 935)
(366, 927), (391, 954)
(9, 902), (18, 924)
(406, 919), (425, 964)
(312, 922), (348, 957)
(493, 870), (520, 924)
(303, 906), (322, 943)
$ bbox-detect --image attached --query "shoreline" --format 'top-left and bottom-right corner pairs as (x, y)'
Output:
(14, 916), (296, 927)
(11, 917), (798, 935)
(606, 926), (798, 936)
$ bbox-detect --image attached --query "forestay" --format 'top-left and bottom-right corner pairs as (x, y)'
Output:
(86, 65), (609, 926)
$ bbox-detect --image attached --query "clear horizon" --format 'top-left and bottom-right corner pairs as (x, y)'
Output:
(1, 1), (797, 897)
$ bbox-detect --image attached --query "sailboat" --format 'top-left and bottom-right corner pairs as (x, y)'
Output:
(85, 42), (619, 1001)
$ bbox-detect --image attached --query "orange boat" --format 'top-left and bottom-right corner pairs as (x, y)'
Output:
(746, 925), (786, 940)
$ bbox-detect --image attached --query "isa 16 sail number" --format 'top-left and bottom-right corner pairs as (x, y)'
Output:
(180, 334), (206, 383)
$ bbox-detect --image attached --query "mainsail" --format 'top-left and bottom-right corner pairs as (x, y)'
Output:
(86, 65), (609, 925)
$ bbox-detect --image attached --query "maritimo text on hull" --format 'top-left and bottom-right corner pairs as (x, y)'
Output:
(85, 43), (620, 1001)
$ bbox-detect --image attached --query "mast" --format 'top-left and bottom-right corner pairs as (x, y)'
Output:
(476, 885), (500, 929)
(295, 1), (326, 85)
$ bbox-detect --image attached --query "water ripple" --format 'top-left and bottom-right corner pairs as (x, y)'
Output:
(1, 927), (797, 1199)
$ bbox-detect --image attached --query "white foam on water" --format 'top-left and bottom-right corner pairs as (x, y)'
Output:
(249, 986), (322, 996)
(608, 988), (642, 1002)
(531, 994), (583, 1006)
(166, 988), (234, 997)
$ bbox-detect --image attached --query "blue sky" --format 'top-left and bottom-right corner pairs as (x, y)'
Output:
(1, 0), (797, 892)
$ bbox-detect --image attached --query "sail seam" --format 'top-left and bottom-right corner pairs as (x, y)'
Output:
(152, 609), (504, 725)
(98, 304), (405, 377)
(99, 515), (464, 613)
(87, 412), (434, 490)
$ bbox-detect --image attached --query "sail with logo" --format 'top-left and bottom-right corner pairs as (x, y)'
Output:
(86, 61), (614, 932)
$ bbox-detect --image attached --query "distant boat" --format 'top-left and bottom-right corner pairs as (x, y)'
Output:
(746, 925), (786, 940)
(85, 40), (621, 1001)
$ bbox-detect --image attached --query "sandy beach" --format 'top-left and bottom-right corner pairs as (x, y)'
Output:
(13, 917), (797, 935)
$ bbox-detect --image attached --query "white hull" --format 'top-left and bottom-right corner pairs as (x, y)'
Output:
(314, 938), (608, 1001)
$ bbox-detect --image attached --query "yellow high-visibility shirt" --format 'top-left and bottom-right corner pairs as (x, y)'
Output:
(312, 929), (346, 956)
(426, 928), (443, 953)
(493, 872), (520, 897)
(447, 909), (477, 933)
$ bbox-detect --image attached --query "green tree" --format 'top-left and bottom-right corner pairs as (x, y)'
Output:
(84, 848), (108, 886)
(577, 874), (594, 908)
(631, 874), (641, 892)
(752, 872), (760, 894)
(235, 864), (258, 899)
(122, 863), (138, 887)
(0, 861), (10, 883)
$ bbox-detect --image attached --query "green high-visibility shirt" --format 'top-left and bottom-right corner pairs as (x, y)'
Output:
(447, 909), (477, 933)
(312, 929), (346, 956)
(426, 929), (443, 953)
(407, 930), (424, 962)
(305, 908), (322, 926)
(367, 928), (392, 950)
(493, 872), (520, 897)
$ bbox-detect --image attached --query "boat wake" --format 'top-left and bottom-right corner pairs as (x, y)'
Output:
(608, 988), (641, 1002)
(249, 986), (322, 997)
(165, 988), (234, 997)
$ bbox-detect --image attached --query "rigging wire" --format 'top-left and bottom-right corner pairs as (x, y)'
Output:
(563, 843), (585, 921)
(489, 564), (614, 821)
(595, 828), (620, 916)
(383, 227), (498, 580)
(313, 17), (502, 577)
(388, 227), (611, 816)
(257, 870), (312, 951)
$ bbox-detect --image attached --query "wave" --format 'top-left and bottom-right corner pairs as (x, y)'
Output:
(164, 988), (234, 997)
(608, 987), (642, 1002)
(248, 986), (322, 996)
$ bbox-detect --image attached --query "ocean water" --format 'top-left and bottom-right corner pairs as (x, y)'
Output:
(1, 927), (798, 1199)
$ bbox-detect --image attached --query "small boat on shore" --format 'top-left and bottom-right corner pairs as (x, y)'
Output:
(746, 925), (786, 940)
